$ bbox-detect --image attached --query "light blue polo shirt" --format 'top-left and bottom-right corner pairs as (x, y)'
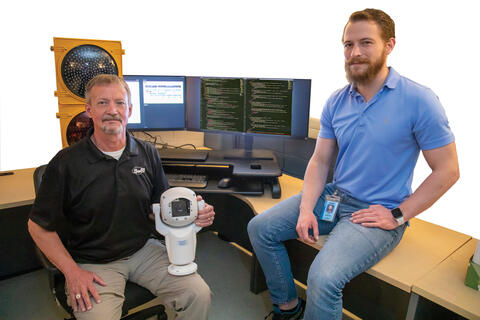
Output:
(319, 67), (454, 208)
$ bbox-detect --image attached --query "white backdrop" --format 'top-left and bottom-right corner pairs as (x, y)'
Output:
(1, 0), (479, 238)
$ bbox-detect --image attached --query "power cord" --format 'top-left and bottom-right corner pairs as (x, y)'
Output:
(130, 130), (199, 150)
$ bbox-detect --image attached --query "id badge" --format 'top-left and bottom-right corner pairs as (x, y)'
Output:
(320, 194), (340, 222)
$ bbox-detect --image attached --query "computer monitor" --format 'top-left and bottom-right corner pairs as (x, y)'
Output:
(124, 75), (186, 131)
(186, 76), (311, 144)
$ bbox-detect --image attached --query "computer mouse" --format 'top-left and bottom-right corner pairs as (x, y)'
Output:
(217, 177), (232, 188)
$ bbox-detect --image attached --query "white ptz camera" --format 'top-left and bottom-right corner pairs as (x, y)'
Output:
(153, 187), (204, 276)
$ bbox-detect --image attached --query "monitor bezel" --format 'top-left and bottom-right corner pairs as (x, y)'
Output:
(124, 74), (187, 132)
(185, 76), (311, 139)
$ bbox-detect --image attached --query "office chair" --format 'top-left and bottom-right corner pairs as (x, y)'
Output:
(33, 165), (167, 320)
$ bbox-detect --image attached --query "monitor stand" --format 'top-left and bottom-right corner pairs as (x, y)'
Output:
(222, 135), (274, 161)
(222, 149), (275, 161)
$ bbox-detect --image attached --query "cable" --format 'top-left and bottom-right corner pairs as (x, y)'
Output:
(175, 144), (197, 150)
(140, 131), (155, 140)
(130, 130), (199, 150)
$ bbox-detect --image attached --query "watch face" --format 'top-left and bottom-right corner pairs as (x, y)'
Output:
(391, 208), (403, 219)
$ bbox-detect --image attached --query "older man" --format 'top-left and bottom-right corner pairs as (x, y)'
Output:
(28, 74), (214, 320)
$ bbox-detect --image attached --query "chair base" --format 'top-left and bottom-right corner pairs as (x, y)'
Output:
(122, 304), (167, 320)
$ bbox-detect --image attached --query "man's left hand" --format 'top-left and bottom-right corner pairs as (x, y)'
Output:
(195, 195), (215, 227)
(350, 205), (398, 230)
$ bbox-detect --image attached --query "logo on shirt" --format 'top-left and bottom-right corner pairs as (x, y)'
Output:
(132, 166), (145, 175)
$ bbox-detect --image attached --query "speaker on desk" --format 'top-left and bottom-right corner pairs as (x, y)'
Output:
(51, 37), (124, 147)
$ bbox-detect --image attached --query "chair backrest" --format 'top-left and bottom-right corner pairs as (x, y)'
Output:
(32, 165), (70, 311)
(33, 164), (47, 195)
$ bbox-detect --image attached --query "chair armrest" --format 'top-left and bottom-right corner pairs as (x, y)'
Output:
(34, 246), (58, 273)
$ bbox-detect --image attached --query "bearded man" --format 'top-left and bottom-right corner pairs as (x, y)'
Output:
(248, 8), (459, 320)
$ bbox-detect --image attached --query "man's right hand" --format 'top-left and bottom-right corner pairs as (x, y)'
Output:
(296, 211), (319, 244)
(27, 220), (107, 313)
(65, 266), (106, 312)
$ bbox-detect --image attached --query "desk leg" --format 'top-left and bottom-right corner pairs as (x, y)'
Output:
(250, 252), (268, 294)
(405, 293), (419, 320)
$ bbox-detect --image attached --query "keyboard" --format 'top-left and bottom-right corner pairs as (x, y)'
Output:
(166, 174), (208, 188)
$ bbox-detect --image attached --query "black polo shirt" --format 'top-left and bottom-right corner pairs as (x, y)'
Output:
(29, 130), (169, 263)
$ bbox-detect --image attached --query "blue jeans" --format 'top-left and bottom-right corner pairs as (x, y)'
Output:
(247, 184), (406, 320)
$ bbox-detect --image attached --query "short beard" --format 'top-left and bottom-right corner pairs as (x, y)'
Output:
(100, 115), (124, 135)
(101, 124), (123, 135)
(345, 51), (386, 85)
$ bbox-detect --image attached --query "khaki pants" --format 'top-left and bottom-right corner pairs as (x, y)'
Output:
(72, 239), (211, 320)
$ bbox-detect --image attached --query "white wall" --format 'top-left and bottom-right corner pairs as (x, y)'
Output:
(1, 0), (479, 238)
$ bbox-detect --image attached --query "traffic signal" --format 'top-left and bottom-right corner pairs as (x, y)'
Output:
(51, 37), (124, 147)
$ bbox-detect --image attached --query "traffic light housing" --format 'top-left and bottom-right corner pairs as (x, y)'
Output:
(51, 37), (124, 147)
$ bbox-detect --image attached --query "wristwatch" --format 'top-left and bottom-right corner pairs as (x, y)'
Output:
(391, 208), (405, 226)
